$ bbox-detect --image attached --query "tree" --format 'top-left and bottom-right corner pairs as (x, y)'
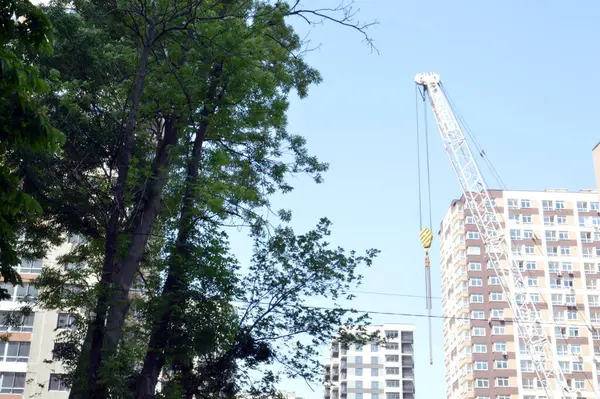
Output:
(0, 0), (63, 293)
(18, 0), (378, 397)
(155, 219), (378, 399)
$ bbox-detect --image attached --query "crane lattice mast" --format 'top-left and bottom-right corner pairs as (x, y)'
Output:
(415, 72), (571, 398)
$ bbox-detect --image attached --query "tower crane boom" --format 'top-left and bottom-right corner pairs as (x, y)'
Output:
(414, 72), (571, 398)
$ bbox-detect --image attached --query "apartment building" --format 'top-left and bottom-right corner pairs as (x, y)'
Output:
(440, 189), (600, 399)
(0, 237), (81, 399)
(324, 324), (415, 399)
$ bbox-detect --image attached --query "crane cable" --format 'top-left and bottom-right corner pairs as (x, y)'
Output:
(416, 84), (434, 365)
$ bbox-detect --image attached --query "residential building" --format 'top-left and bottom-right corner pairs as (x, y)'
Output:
(324, 324), (415, 399)
(440, 189), (600, 399)
(0, 237), (82, 399)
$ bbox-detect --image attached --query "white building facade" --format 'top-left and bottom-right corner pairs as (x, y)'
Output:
(324, 324), (415, 399)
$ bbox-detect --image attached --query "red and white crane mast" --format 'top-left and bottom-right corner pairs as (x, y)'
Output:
(415, 72), (571, 398)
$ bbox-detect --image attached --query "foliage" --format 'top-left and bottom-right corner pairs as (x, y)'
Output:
(0, 0), (63, 290)
(8, 0), (379, 398)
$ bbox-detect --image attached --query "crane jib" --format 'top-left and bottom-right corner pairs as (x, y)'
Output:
(414, 72), (573, 398)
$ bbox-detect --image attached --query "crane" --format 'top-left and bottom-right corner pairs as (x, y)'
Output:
(414, 72), (572, 398)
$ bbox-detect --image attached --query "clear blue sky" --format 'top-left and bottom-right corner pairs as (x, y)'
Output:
(230, 1), (600, 397)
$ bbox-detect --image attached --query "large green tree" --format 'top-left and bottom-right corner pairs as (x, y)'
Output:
(18, 0), (378, 397)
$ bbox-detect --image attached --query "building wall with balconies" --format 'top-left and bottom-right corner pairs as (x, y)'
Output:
(324, 324), (415, 399)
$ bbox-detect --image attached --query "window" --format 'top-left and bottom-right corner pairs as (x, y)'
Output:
(581, 232), (593, 243)
(384, 330), (398, 338)
(17, 259), (43, 274)
(370, 344), (378, 352)
(370, 356), (378, 364)
(493, 342), (506, 352)
(527, 277), (538, 287)
(559, 231), (569, 240)
(355, 393), (363, 399)
(566, 294), (576, 305)
(510, 229), (521, 240)
(385, 355), (398, 362)
(569, 327), (579, 337)
(574, 380), (585, 389)
(474, 360), (488, 370)
(472, 327), (486, 337)
(571, 344), (582, 354)
(530, 293), (541, 303)
(492, 325), (505, 335)
(385, 380), (400, 388)
(592, 202), (600, 210)
(0, 373), (25, 394)
(371, 381), (379, 388)
(0, 312), (34, 332)
(523, 215), (532, 223)
(471, 310), (485, 320)
(488, 276), (500, 285)
(57, 313), (76, 330)
(355, 368), (363, 376)
(562, 262), (573, 272)
(557, 215), (567, 224)
(521, 360), (533, 372)
(470, 278), (483, 287)
(472, 344), (487, 353)
(466, 216), (476, 224)
(523, 229), (534, 238)
(467, 246), (481, 255)
(549, 261), (559, 272)
(385, 394), (400, 399)
(578, 201), (588, 212)
(469, 262), (482, 271)
(555, 200), (565, 209)
(385, 342), (399, 350)
(471, 294), (484, 303)
(567, 311), (578, 321)
(0, 283), (38, 302)
(585, 263), (596, 274)
(508, 199), (519, 209)
(467, 231), (479, 240)
(553, 310), (565, 322)
(371, 368), (378, 377)
(589, 295), (600, 306)
(385, 367), (399, 375)
(490, 292), (503, 301)
(572, 362), (584, 372)
(495, 377), (509, 387)
(560, 246), (571, 255)
(355, 356), (363, 364)
(544, 215), (555, 225)
(525, 261), (536, 270)
(355, 381), (363, 389)
(48, 374), (69, 392)
(522, 378), (535, 390)
(355, 344), (363, 351)
(0, 342), (29, 362)
(551, 293), (563, 305)
(475, 379), (489, 388)
(543, 200), (553, 210)
(494, 359), (507, 369)
(521, 199), (531, 208)
(525, 245), (535, 254)
(559, 361), (569, 372)
(490, 309), (504, 319)
(547, 246), (558, 256)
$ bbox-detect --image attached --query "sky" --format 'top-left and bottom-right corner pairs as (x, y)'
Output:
(228, 0), (600, 398)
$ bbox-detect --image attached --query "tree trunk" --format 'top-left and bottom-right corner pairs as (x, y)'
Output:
(69, 34), (154, 399)
(89, 115), (180, 399)
(135, 64), (222, 399)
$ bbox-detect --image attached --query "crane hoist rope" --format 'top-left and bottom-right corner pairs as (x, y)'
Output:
(415, 84), (435, 366)
(414, 72), (573, 398)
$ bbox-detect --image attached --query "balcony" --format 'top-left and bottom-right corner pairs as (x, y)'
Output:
(403, 382), (415, 394)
